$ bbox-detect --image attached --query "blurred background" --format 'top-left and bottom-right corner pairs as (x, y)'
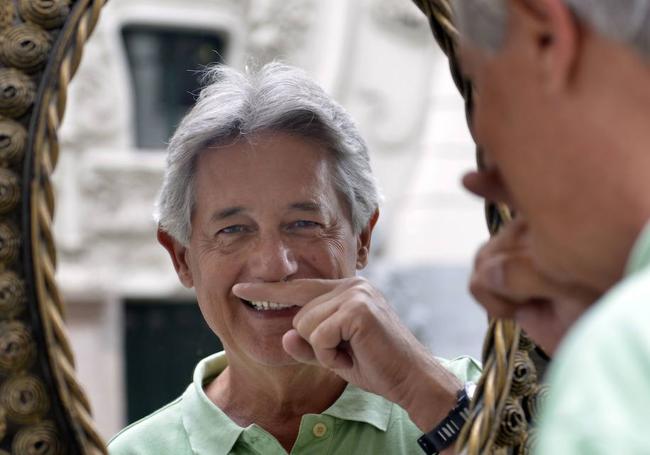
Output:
(55, 0), (489, 440)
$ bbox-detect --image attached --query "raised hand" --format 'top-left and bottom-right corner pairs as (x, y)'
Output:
(469, 218), (599, 355)
(233, 277), (462, 431)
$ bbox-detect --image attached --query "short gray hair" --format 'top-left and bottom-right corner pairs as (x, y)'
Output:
(155, 62), (380, 245)
(453, 0), (650, 58)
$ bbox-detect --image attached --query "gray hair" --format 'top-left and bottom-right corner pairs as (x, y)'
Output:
(155, 62), (380, 245)
(453, 0), (650, 58)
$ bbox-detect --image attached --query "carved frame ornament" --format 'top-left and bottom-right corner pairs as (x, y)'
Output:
(0, 0), (106, 453)
(0, 0), (545, 454)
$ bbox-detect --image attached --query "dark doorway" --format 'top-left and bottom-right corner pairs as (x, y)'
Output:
(124, 299), (222, 423)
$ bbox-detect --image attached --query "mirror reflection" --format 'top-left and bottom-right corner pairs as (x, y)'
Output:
(55, 0), (488, 441)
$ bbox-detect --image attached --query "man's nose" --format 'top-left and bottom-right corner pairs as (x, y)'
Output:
(248, 233), (298, 282)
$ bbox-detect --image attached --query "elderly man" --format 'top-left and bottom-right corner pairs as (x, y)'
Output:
(455, 0), (650, 453)
(237, 1), (650, 454)
(108, 63), (480, 455)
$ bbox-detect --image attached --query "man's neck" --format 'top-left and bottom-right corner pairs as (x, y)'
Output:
(205, 360), (346, 452)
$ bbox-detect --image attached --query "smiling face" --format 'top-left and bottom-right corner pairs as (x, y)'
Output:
(160, 131), (373, 367)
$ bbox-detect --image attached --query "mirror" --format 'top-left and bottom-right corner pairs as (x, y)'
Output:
(0, 0), (541, 453)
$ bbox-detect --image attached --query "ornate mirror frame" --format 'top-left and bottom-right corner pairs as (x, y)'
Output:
(0, 0), (107, 453)
(0, 0), (546, 453)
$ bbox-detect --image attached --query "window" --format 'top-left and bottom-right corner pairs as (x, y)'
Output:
(124, 299), (222, 423)
(122, 25), (227, 149)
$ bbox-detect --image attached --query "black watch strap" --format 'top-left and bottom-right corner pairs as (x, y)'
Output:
(417, 386), (472, 455)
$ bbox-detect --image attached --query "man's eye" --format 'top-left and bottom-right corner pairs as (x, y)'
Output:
(290, 220), (320, 229)
(219, 225), (248, 235)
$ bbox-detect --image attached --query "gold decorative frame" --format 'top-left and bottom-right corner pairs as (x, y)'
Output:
(0, 0), (107, 453)
(0, 0), (545, 453)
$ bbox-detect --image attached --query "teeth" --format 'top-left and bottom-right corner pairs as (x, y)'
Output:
(249, 300), (294, 311)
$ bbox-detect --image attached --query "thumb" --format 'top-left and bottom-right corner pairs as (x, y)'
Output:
(282, 329), (319, 365)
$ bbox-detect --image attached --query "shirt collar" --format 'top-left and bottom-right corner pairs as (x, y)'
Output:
(625, 221), (650, 276)
(182, 352), (243, 455)
(322, 384), (392, 432)
(181, 352), (394, 455)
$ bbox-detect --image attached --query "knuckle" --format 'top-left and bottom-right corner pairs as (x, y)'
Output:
(294, 320), (307, 337)
(347, 276), (367, 288)
(469, 276), (510, 317)
(314, 349), (335, 369)
(351, 280), (376, 300)
(468, 274), (484, 298)
(470, 281), (493, 309)
(349, 299), (378, 327)
(310, 327), (334, 352)
(348, 277), (373, 296)
(294, 315), (313, 338)
(309, 329), (322, 347)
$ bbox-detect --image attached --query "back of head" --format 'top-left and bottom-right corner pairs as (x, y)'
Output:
(454, 0), (650, 58)
(155, 63), (380, 245)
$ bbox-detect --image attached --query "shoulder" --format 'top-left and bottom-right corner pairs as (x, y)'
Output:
(561, 268), (650, 365)
(108, 395), (191, 455)
(552, 267), (650, 390)
(535, 270), (650, 453)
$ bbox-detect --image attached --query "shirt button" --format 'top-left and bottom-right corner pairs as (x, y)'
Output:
(312, 422), (328, 438)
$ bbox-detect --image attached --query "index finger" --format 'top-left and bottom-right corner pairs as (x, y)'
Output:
(232, 278), (344, 307)
(475, 217), (528, 266)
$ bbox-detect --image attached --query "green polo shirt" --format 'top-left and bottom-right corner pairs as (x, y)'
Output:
(535, 222), (650, 454)
(109, 352), (481, 454)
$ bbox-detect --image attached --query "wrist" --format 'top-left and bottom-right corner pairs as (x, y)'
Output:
(417, 383), (476, 455)
(397, 359), (462, 432)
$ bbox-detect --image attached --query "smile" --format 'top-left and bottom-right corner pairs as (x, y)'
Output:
(242, 299), (296, 311)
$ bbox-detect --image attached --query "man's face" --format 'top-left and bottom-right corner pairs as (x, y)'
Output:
(173, 132), (365, 367)
(459, 2), (617, 290)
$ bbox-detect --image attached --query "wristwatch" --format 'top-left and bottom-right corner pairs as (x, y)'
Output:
(417, 382), (476, 455)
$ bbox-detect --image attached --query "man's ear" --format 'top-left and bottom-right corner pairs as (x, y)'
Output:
(157, 227), (194, 288)
(513, 0), (579, 92)
(356, 209), (380, 270)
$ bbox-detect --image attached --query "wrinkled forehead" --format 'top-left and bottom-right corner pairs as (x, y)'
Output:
(194, 132), (339, 203)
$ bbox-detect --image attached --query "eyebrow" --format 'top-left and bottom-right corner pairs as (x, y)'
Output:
(210, 206), (246, 222)
(289, 201), (323, 212)
(209, 202), (324, 223)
